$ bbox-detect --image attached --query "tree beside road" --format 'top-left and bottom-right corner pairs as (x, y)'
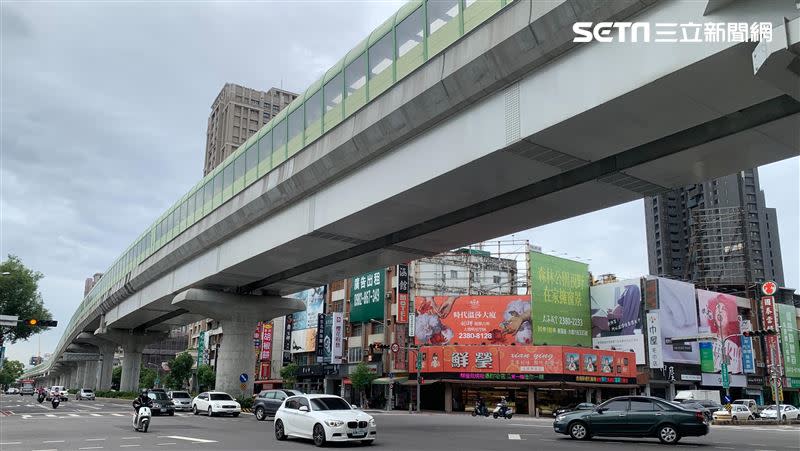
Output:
(0, 359), (24, 388)
(0, 255), (53, 344)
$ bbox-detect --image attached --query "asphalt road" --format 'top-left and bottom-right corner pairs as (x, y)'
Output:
(2, 394), (798, 450)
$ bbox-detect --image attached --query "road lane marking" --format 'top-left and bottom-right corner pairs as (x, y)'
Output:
(120, 446), (140, 448)
(156, 443), (177, 446)
(69, 413), (81, 417)
(91, 413), (103, 417)
(86, 438), (107, 441)
(160, 436), (218, 443)
(32, 449), (57, 451)
(715, 448), (735, 450)
(79, 447), (104, 450)
(120, 437), (140, 440)
(43, 440), (65, 443)
(45, 414), (56, 417)
(112, 413), (125, 417)
(508, 433), (522, 440)
(0, 443), (22, 446)
(22, 414), (31, 419)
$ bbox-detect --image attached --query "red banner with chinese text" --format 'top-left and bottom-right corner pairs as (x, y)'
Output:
(410, 345), (635, 378)
(261, 323), (273, 361)
(761, 297), (783, 373)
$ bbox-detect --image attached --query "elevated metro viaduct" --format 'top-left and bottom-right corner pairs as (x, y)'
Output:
(24, 0), (800, 395)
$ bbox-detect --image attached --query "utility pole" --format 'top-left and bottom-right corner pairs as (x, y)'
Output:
(769, 345), (781, 423)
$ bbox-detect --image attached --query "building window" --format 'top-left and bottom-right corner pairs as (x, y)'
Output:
(493, 275), (501, 284)
(450, 270), (458, 279)
(372, 323), (384, 334)
(348, 346), (362, 363)
(351, 322), (363, 337)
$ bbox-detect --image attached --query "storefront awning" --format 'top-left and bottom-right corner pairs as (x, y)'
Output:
(400, 379), (437, 386)
(373, 376), (409, 385)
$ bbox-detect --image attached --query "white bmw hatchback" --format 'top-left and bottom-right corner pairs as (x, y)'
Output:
(274, 394), (376, 447)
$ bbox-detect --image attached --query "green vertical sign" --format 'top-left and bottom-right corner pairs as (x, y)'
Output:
(530, 252), (591, 347)
(197, 331), (206, 366)
(349, 269), (386, 323)
(699, 342), (715, 373)
(721, 363), (730, 389)
(778, 303), (800, 377)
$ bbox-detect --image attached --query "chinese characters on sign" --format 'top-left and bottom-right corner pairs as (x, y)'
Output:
(778, 303), (800, 378)
(761, 297), (782, 372)
(260, 323), (273, 362)
(573, 22), (773, 43)
(411, 345), (636, 378)
(397, 264), (409, 324)
(331, 312), (344, 364)
(647, 311), (663, 369)
(350, 269), (386, 322)
(414, 296), (531, 346)
(283, 316), (293, 364)
(530, 252), (591, 346)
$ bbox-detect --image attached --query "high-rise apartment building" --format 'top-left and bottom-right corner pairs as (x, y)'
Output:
(644, 168), (784, 287)
(204, 83), (298, 175)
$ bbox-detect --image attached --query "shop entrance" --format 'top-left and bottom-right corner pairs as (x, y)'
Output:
(456, 385), (528, 414)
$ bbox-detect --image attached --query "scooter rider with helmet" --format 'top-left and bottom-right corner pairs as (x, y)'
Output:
(132, 389), (154, 423)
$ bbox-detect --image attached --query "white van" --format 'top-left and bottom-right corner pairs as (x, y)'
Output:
(674, 390), (721, 404)
(732, 399), (759, 415)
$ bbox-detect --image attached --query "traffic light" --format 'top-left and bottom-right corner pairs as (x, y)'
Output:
(742, 329), (777, 337)
(24, 319), (58, 327)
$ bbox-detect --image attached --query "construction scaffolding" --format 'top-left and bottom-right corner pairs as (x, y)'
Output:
(411, 239), (531, 296)
(685, 206), (752, 289)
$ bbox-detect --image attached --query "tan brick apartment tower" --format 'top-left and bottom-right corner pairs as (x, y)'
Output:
(204, 83), (297, 175)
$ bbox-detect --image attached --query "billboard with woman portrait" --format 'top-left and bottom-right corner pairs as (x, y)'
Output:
(697, 289), (743, 373)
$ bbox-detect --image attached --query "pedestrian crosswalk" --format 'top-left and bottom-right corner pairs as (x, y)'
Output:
(12, 412), (248, 420)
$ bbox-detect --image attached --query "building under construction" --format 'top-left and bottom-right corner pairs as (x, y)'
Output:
(411, 240), (531, 296)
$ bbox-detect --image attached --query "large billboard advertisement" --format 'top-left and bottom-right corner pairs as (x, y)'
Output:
(290, 328), (316, 353)
(530, 252), (591, 347)
(778, 303), (800, 378)
(590, 279), (646, 364)
(290, 287), (326, 330)
(697, 290), (742, 373)
(413, 295), (532, 346)
(656, 278), (698, 364)
(349, 269), (386, 323)
(411, 345), (636, 379)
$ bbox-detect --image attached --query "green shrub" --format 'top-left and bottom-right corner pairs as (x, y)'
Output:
(237, 396), (254, 409)
(67, 389), (78, 394)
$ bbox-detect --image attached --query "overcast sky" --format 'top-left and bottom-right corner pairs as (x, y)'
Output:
(1, 1), (797, 365)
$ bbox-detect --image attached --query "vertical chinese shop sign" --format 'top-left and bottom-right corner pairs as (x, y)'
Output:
(778, 303), (800, 378)
(530, 252), (591, 347)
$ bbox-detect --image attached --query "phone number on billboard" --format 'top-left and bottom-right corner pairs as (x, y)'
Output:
(458, 332), (494, 340)
(542, 315), (584, 327)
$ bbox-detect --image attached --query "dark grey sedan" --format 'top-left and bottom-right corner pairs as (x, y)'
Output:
(253, 389), (303, 421)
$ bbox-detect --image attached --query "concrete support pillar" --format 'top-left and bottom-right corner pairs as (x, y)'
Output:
(120, 349), (143, 393)
(64, 367), (75, 389)
(75, 363), (86, 390)
(444, 383), (453, 413)
(94, 329), (166, 393)
(99, 346), (115, 390)
(528, 387), (536, 417)
(172, 288), (304, 396)
(75, 333), (118, 391)
(82, 361), (98, 390)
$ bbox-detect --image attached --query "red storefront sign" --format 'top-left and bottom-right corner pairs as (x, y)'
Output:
(397, 293), (409, 324)
(410, 345), (635, 378)
(761, 296), (782, 372)
(261, 323), (273, 361)
(259, 361), (271, 380)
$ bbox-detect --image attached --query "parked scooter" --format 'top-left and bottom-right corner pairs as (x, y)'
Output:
(492, 402), (513, 419)
(133, 406), (151, 433)
(472, 401), (490, 417)
(51, 397), (60, 409)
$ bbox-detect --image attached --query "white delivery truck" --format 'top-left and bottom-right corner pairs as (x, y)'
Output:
(674, 390), (722, 404)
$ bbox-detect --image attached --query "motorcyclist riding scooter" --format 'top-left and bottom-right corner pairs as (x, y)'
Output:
(493, 396), (513, 419)
(472, 395), (489, 417)
(37, 387), (46, 403)
(132, 389), (154, 432)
